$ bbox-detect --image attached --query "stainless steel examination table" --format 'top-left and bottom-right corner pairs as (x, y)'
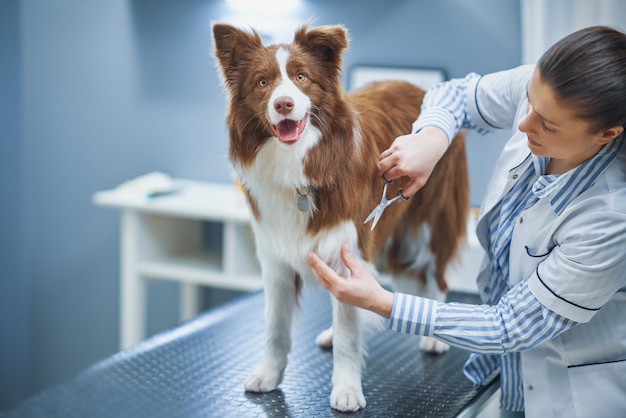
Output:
(2, 288), (498, 418)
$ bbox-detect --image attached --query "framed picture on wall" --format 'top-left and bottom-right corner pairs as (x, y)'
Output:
(348, 65), (447, 92)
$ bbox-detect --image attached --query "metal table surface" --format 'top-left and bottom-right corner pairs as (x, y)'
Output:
(2, 287), (498, 418)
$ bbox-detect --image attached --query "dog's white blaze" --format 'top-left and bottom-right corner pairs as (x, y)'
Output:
(268, 48), (310, 126)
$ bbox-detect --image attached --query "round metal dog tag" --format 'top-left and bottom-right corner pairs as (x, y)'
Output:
(297, 195), (310, 212)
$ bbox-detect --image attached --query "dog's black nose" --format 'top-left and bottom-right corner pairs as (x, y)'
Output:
(274, 96), (294, 115)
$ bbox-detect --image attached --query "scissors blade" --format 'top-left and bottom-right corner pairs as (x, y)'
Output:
(369, 210), (383, 230)
(364, 206), (378, 225)
(364, 205), (385, 230)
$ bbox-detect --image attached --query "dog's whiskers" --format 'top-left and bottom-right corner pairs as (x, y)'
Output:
(237, 109), (268, 137)
(308, 106), (326, 130)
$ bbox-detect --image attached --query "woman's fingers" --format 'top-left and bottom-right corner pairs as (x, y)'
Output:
(400, 177), (426, 198)
(377, 151), (401, 180)
(340, 245), (363, 277)
(307, 248), (392, 317)
(307, 251), (339, 290)
(377, 129), (450, 196)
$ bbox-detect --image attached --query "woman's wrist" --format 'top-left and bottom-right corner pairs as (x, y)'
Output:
(417, 126), (449, 156)
(371, 288), (395, 318)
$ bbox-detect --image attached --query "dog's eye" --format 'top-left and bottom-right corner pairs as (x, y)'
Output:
(258, 79), (267, 87)
(296, 73), (306, 82)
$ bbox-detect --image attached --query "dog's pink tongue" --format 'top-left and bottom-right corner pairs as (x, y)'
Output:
(277, 119), (299, 142)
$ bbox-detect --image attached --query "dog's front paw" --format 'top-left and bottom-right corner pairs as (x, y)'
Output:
(419, 336), (450, 354)
(330, 386), (366, 412)
(244, 365), (283, 393)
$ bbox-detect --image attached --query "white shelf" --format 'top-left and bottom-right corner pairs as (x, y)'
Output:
(139, 253), (262, 291)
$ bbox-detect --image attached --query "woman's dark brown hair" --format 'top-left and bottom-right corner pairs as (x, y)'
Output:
(538, 26), (626, 133)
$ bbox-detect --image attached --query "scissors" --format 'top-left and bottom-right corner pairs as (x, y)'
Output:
(364, 177), (409, 230)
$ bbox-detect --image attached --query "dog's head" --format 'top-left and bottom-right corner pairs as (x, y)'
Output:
(213, 23), (350, 164)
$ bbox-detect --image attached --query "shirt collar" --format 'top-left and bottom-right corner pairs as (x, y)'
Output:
(529, 136), (624, 214)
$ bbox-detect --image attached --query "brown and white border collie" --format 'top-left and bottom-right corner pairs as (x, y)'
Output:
(213, 23), (469, 412)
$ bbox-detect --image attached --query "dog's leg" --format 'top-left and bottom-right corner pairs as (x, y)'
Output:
(329, 297), (366, 411)
(244, 261), (296, 393)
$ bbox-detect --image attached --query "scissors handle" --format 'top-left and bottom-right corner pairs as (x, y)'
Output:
(364, 181), (410, 230)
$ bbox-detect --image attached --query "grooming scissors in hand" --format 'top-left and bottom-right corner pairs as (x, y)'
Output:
(364, 177), (409, 230)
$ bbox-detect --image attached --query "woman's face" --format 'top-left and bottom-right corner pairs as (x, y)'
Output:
(518, 69), (611, 174)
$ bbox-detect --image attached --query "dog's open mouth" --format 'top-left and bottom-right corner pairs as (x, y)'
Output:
(271, 117), (307, 143)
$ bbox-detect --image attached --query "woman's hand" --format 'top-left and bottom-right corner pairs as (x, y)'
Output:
(377, 126), (449, 197)
(307, 245), (394, 318)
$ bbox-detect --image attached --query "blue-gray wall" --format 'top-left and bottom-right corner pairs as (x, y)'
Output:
(0, 0), (29, 409)
(0, 0), (521, 411)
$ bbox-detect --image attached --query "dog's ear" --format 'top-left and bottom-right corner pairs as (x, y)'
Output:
(293, 25), (348, 71)
(212, 23), (263, 85)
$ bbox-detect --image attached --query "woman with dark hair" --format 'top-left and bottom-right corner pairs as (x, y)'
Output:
(308, 26), (626, 417)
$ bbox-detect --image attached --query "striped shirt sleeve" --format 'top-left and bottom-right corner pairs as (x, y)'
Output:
(388, 280), (577, 354)
(412, 72), (487, 142)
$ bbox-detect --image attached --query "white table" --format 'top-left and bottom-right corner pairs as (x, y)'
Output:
(93, 180), (262, 349)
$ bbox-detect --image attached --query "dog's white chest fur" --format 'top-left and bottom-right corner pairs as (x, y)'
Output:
(237, 136), (328, 281)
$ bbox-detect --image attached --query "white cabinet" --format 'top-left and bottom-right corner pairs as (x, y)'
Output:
(93, 180), (261, 349)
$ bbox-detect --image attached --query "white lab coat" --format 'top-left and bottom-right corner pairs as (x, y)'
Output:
(469, 66), (626, 418)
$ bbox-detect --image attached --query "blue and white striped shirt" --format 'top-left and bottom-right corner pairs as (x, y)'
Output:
(390, 72), (623, 411)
